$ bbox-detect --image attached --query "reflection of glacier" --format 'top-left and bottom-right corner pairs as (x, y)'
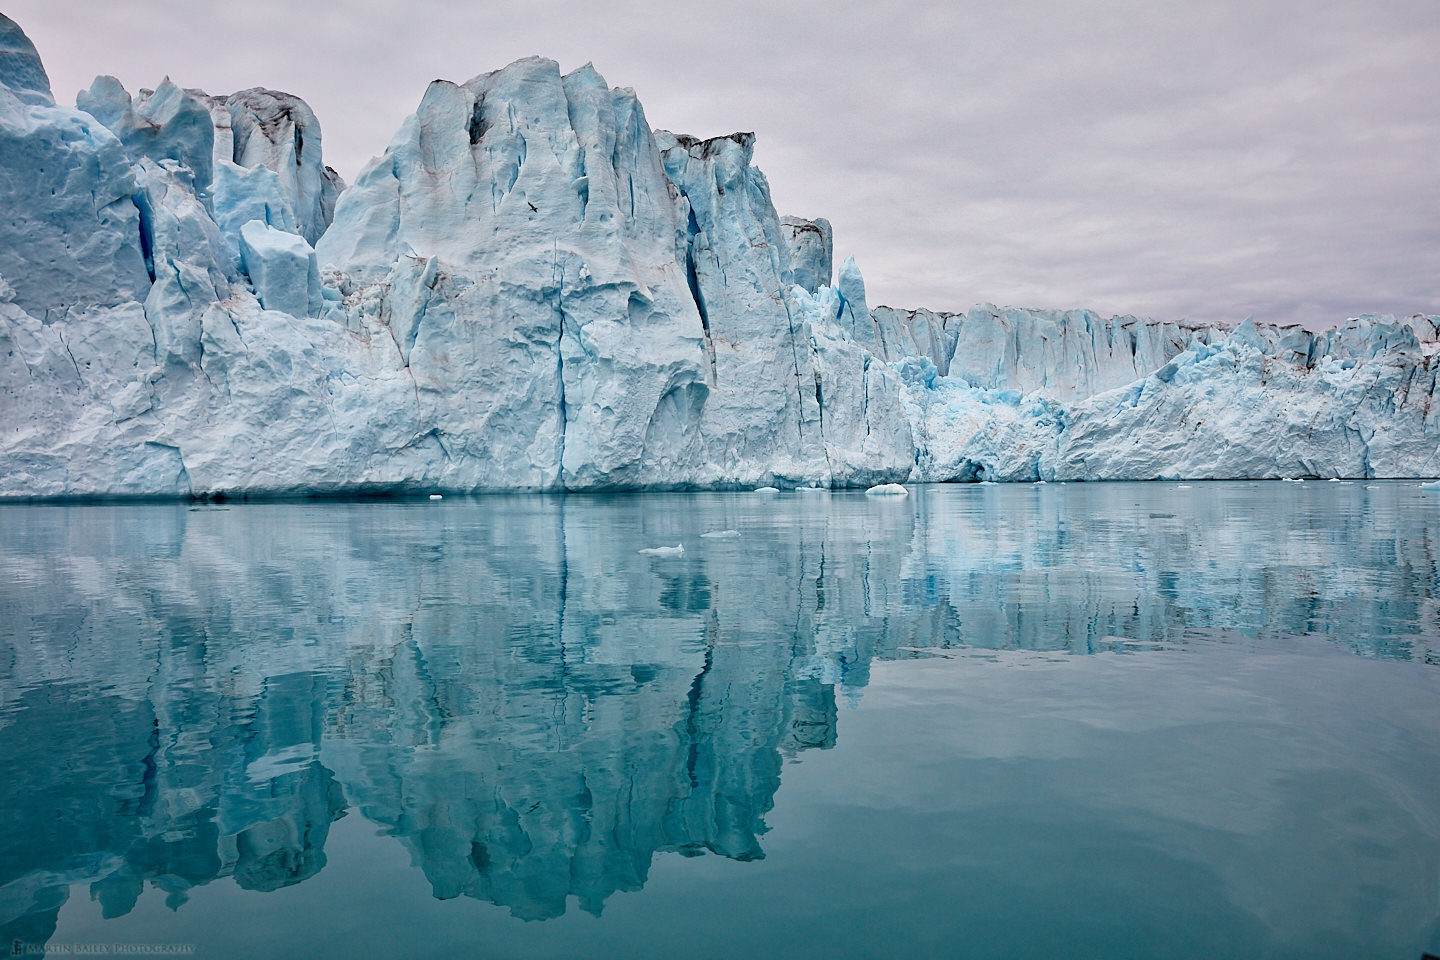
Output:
(325, 611), (839, 919)
(0, 495), (901, 937)
(1, 486), (1437, 939)
(0, 670), (346, 947)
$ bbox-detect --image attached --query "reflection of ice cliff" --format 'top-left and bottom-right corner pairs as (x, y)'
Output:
(0, 671), (345, 947)
(1, 487), (1436, 939)
(0, 496), (913, 935)
(323, 589), (840, 919)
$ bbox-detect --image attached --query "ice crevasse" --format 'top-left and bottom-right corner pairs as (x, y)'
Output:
(0, 13), (1436, 499)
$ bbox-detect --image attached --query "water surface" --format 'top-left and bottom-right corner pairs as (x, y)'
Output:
(1, 482), (1437, 959)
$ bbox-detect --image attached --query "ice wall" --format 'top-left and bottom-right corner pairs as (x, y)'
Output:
(1, 10), (1436, 496)
(900, 314), (1440, 481)
(0, 20), (913, 499)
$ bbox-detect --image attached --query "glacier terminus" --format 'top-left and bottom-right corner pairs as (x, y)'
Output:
(1, 12), (1437, 499)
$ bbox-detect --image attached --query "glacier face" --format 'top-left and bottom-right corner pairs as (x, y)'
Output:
(899, 311), (1440, 482)
(313, 61), (911, 491)
(0, 11), (1435, 498)
(0, 20), (912, 498)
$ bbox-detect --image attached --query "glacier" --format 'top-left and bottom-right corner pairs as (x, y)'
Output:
(0, 12), (1436, 499)
(897, 311), (1440, 482)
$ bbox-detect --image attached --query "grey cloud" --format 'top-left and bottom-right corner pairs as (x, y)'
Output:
(8, 0), (1436, 327)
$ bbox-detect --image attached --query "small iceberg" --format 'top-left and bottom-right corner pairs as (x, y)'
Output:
(638, 544), (685, 557)
(429, 494), (443, 500)
(1281, 477), (1304, 483)
(753, 486), (780, 495)
(700, 529), (741, 539)
(1419, 480), (1440, 491)
(978, 480), (997, 486)
(866, 483), (909, 497)
(795, 486), (828, 493)
(1327, 478), (1343, 482)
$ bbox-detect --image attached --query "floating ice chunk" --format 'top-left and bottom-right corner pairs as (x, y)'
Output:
(1418, 480), (1440, 491)
(753, 486), (780, 495)
(700, 529), (741, 539)
(1281, 477), (1304, 483)
(866, 483), (908, 497)
(638, 544), (684, 557)
(795, 486), (828, 493)
(979, 480), (997, 486)
(429, 494), (443, 500)
(1328, 477), (1344, 482)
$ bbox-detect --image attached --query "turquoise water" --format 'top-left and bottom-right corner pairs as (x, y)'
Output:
(1, 482), (1437, 959)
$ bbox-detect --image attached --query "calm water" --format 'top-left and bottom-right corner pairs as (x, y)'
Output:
(1, 482), (1437, 959)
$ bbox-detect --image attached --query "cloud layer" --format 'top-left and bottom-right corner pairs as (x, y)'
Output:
(11, 0), (1437, 327)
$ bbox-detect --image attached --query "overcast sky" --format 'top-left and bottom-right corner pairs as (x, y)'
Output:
(11, 0), (1437, 327)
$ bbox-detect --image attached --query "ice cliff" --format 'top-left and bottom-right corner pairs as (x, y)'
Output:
(0, 12), (1436, 498)
(896, 310), (1440, 481)
(0, 17), (911, 497)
